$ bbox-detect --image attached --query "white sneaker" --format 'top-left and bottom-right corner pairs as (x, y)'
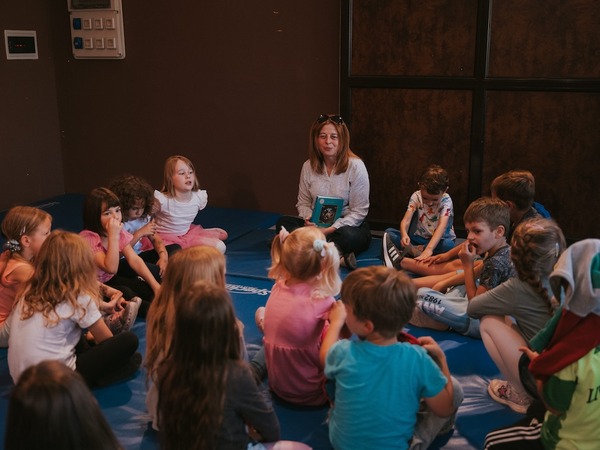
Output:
(488, 379), (531, 414)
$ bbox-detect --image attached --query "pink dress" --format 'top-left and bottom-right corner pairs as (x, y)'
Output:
(263, 280), (335, 405)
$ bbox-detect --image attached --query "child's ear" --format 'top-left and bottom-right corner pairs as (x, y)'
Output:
(363, 319), (375, 335)
(495, 225), (506, 237)
(19, 235), (31, 248)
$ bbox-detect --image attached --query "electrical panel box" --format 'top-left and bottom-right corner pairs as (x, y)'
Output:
(68, 0), (125, 59)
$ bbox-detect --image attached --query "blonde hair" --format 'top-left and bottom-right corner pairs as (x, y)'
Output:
(145, 246), (225, 380)
(269, 226), (341, 297)
(21, 231), (99, 327)
(510, 218), (566, 312)
(160, 155), (200, 198)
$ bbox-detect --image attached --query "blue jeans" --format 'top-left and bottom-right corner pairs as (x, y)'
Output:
(416, 287), (481, 338)
(385, 228), (456, 255)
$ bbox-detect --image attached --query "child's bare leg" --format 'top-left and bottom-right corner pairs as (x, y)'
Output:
(401, 258), (463, 276)
(411, 272), (459, 289)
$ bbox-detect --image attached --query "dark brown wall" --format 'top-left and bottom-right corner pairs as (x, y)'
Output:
(0, 1), (65, 210)
(2, 1), (341, 215)
(345, 0), (600, 241)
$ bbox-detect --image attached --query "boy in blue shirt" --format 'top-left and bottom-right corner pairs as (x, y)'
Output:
(320, 266), (463, 450)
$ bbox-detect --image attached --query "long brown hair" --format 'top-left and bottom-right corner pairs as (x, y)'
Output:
(157, 281), (240, 449)
(308, 115), (358, 174)
(5, 360), (123, 450)
(145, 246), (226, 380)
(21, 231), (99, 326)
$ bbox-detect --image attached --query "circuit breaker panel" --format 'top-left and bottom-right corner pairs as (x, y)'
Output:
(68, 0), (125, 59)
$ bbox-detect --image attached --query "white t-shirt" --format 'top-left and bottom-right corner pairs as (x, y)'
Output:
(8, 294), (102, 383)
(154, 190), (208, 236)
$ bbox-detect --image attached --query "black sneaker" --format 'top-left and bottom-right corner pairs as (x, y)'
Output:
(382, 233), (404, 270)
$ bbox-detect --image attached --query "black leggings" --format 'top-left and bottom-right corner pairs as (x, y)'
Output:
(276, 215), (372, 256)
(76, 331), (139, 387)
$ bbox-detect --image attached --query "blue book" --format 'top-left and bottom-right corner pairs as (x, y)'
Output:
(311, 195), (343, 227)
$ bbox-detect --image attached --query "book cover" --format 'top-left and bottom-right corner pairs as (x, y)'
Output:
(311, 196), (343, 227)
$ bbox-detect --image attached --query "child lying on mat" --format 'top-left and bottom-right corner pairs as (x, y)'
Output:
(320, 266), (463, 450)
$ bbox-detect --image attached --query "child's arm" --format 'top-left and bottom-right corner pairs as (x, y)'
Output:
(87, 317), (113, 343)
(459, 243), (486, 299)
(423, 241), (465, 266)
(93, 218), (122, 274)
(416, 214), (451, 261)
(418, 336), (456, 417)
(149, 232), (169, 276)
(399, 209), (416, 248)
(121, 245), (161, 294)
(319, 301), (347, 367)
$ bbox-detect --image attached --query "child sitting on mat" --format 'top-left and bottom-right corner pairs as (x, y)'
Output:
(8, 231), (141, 387)
(157, 281), (281, 450)
(383, 164), (456, 265)
(254, 226), (343, 405)
(484, 239), (600, 450)
(154, 155), (228, 253)
(109, 174), (180, 279)
(320, 266), (463, 450)
(408, 197), (516, 338)
(145, 246), (249, 430)
(0, 206), (51, 347)
(468, 218), (566, 414)
(80, 187), (160, 317)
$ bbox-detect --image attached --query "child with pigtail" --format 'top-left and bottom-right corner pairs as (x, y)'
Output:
(468, 218), (567, 414)
(254, 226), (343, 405)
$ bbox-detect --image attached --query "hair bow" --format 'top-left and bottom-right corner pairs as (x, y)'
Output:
(313, 239), (327, 257)
(279, 227), (290, 244)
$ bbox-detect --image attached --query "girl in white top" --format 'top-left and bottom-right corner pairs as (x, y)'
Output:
(154, 155), (228, 254)
(8, 231), (140, 387)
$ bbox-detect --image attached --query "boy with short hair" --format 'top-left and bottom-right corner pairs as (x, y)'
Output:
(383, 165), (456, 265)
(410, 197), (516, 337)
(320, 266), (463, 450)
(490, 169), (541, 241)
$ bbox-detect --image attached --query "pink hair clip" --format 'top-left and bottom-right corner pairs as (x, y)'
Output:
(279, 227), (290, 244)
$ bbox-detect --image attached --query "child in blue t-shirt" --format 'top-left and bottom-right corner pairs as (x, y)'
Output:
(383, 164), (456, 267)
(320, 266), (463, 450)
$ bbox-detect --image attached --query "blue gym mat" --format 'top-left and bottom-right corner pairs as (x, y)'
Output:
(0, 195), (522, 449)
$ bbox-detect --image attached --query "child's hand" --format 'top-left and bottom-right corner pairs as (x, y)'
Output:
(417, 336), (446, 366)
(415, 248), (433, 261)
(401, 235), (411, 247)
(459, 242), (477, 265)
(519, 346), (539, 361)
(328, 300), (347, 327)
(105, 217), (122, 238)
(101, 291), (125, 314)
(140, 219), (156, 237)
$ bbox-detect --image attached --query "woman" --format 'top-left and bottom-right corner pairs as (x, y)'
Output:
(278, 114), (371, 269)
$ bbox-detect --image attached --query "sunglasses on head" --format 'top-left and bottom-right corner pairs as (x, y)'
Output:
(316, 114), (344, 125)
